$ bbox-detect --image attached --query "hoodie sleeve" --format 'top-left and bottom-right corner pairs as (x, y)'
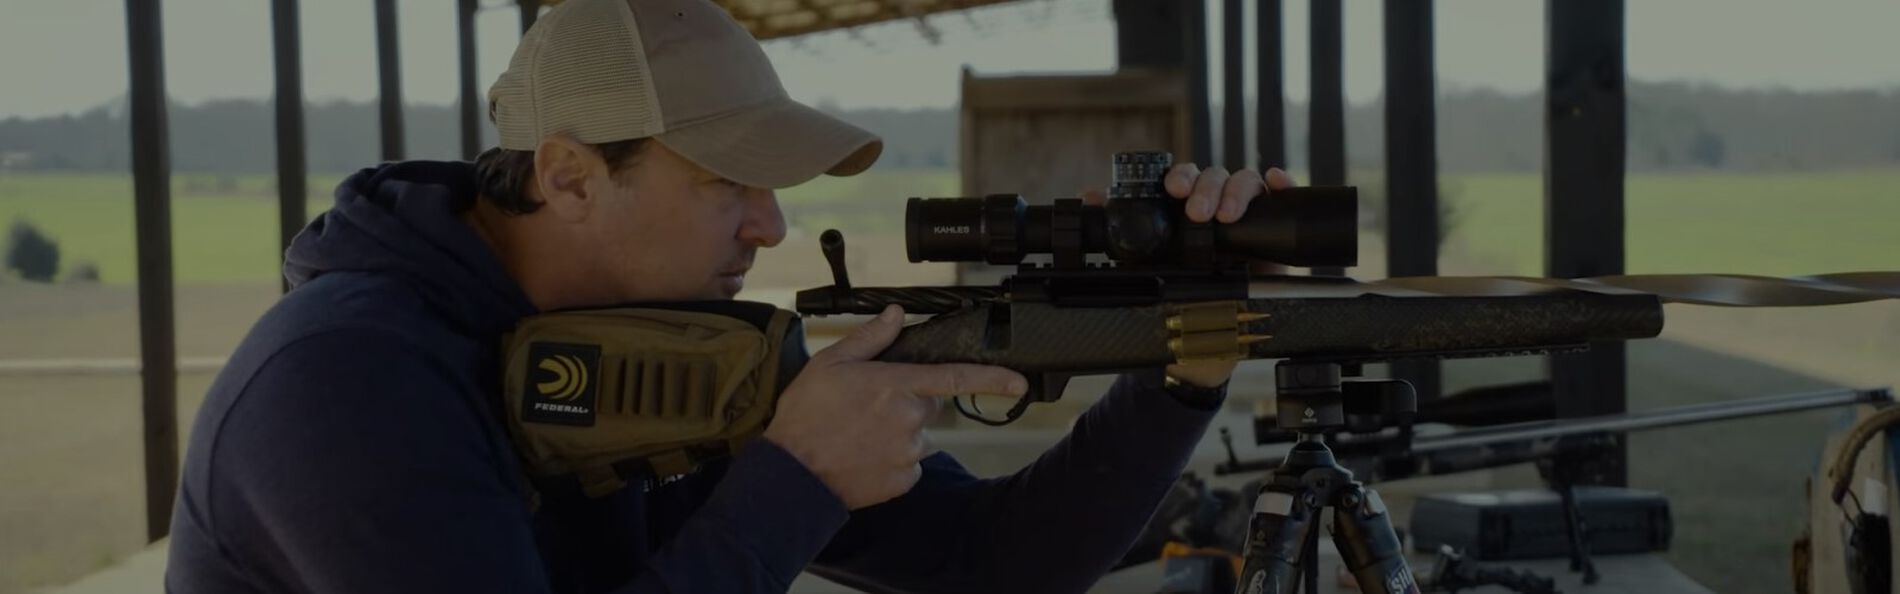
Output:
(808, 370), (1223, 593)
(199, 328), (846, 594)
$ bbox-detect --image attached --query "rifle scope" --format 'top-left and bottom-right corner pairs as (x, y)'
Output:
(905, 151), (1358, 269)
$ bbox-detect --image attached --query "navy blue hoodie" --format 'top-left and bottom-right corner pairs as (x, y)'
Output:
(164, 160), (1224, 593)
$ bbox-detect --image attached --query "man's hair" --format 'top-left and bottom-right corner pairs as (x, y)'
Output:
(472, 138), (650, 215)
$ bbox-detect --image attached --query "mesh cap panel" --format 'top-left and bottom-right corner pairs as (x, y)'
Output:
(490, 0), (663, 149)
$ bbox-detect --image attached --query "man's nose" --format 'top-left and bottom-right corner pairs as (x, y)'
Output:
(739, 188), (786, 248)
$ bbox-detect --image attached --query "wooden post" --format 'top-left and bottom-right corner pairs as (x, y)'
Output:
(519, 0), (540, 34)
(1256, 0), (1285, 171)
(1184, 0), (1212, 166)
(1221, 0), (1245, 171)
(1307, 0), (1345, 276)
(125, 0), (178, 542)
(1546, 0), (1629, 486)
(273, 0), (307, 292)
(1384, 0), (1442, 401)
(375, 0), (404, 161)
(458, 0), (482, 160)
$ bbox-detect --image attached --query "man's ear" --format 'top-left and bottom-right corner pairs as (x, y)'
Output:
(532, 135), (602, 224)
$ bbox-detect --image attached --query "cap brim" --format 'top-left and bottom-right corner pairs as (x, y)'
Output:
(653, 97), (883, 190)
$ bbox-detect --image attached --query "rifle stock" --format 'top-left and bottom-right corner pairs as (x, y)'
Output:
(861, 282), (1664, 403)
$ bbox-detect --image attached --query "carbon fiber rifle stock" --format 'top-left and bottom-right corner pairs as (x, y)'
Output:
(798, 270), (1667, 407)
(798, 267), (1900, 425)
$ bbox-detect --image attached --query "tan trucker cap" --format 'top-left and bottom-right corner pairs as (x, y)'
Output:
(487, 0), (883, 189)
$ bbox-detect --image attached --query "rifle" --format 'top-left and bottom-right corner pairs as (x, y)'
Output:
(793, 151), (1899, 425)
(794, 151), (1665, 425)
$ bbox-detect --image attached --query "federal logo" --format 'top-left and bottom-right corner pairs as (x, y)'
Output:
(537, 353), (590, 401)
(523, 342), (601, 427)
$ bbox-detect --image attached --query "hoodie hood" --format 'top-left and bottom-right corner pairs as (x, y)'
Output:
(285, 160), (536, 335)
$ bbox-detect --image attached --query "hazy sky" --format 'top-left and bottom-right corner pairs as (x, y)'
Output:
(3, 0), (1897, 119)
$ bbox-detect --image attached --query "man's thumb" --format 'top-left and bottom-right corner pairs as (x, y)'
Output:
(819, 304), (905, 362)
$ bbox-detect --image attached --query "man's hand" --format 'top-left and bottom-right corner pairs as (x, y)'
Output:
(763, 305), (1028, 510)
(1083, 163), (1300, 389)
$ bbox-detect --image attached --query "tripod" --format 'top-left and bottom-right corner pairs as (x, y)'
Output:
(1234, 360), (1420, 594)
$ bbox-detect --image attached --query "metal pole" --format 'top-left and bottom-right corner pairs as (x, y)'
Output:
(375, 0), (404, 162)
(519, 0), (541, 35)
(1219, 387), (1892, 476)
(1384, 0), (1441, 401)
(1307, 0), (1344, 277)
(1255, 0), (1285, 171)
(1221, 0), (1245, 171)
(1546, 0), (1628, 486)
(1184, 0), (1212, 166)
(273, 0), (306, 293)
(458, 0), (482, 160)
(1416, 388), (1887, 454)
(125, 0), (178, 543)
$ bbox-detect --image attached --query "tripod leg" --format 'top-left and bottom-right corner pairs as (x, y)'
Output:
(1303, 525), (1319, 594)
(1331, 484), (1420, 594)
(1236, 485), (1323, 594)
(1556, 481), (1601, 584)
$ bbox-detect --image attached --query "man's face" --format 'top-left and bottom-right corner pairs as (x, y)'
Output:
(576, 142), (786, 302)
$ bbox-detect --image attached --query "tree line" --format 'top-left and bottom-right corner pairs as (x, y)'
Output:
(1, 80), (1894, 176)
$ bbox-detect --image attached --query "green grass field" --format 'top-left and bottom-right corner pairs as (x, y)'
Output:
(0, 173), (344, 284)
(1436, 168), (1900, 277)
(0, 169), (960, 284)
(3, 167), (1894, 285)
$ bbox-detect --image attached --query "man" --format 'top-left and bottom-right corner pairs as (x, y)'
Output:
(165, 0), (1297, 592)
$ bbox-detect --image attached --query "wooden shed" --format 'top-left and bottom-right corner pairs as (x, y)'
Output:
(953, 64), (1195, 286)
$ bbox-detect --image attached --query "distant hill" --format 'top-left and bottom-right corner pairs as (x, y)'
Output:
(2, 80), (1895, 175)
(0, 99), (959, 176)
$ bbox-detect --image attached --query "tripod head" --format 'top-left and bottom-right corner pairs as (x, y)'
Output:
(1226, 360), (1425, 594)
(1273, 360), (1420, 438)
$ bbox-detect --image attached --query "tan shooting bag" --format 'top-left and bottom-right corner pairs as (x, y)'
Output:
(500, 301), (809, 497)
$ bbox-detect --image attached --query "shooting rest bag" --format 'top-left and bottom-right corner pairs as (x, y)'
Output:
(500, 301), (810, 498)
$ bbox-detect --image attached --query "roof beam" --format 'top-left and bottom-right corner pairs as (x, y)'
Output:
(735, 0), (1022, 40)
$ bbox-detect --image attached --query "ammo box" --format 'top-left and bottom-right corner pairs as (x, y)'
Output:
(1409, 486), (1673, 560)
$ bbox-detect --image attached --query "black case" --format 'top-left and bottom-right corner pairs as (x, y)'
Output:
(1408, 486), (1673, 560)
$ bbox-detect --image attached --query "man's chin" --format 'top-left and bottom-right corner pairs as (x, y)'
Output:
(714, 275), (745, 299)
